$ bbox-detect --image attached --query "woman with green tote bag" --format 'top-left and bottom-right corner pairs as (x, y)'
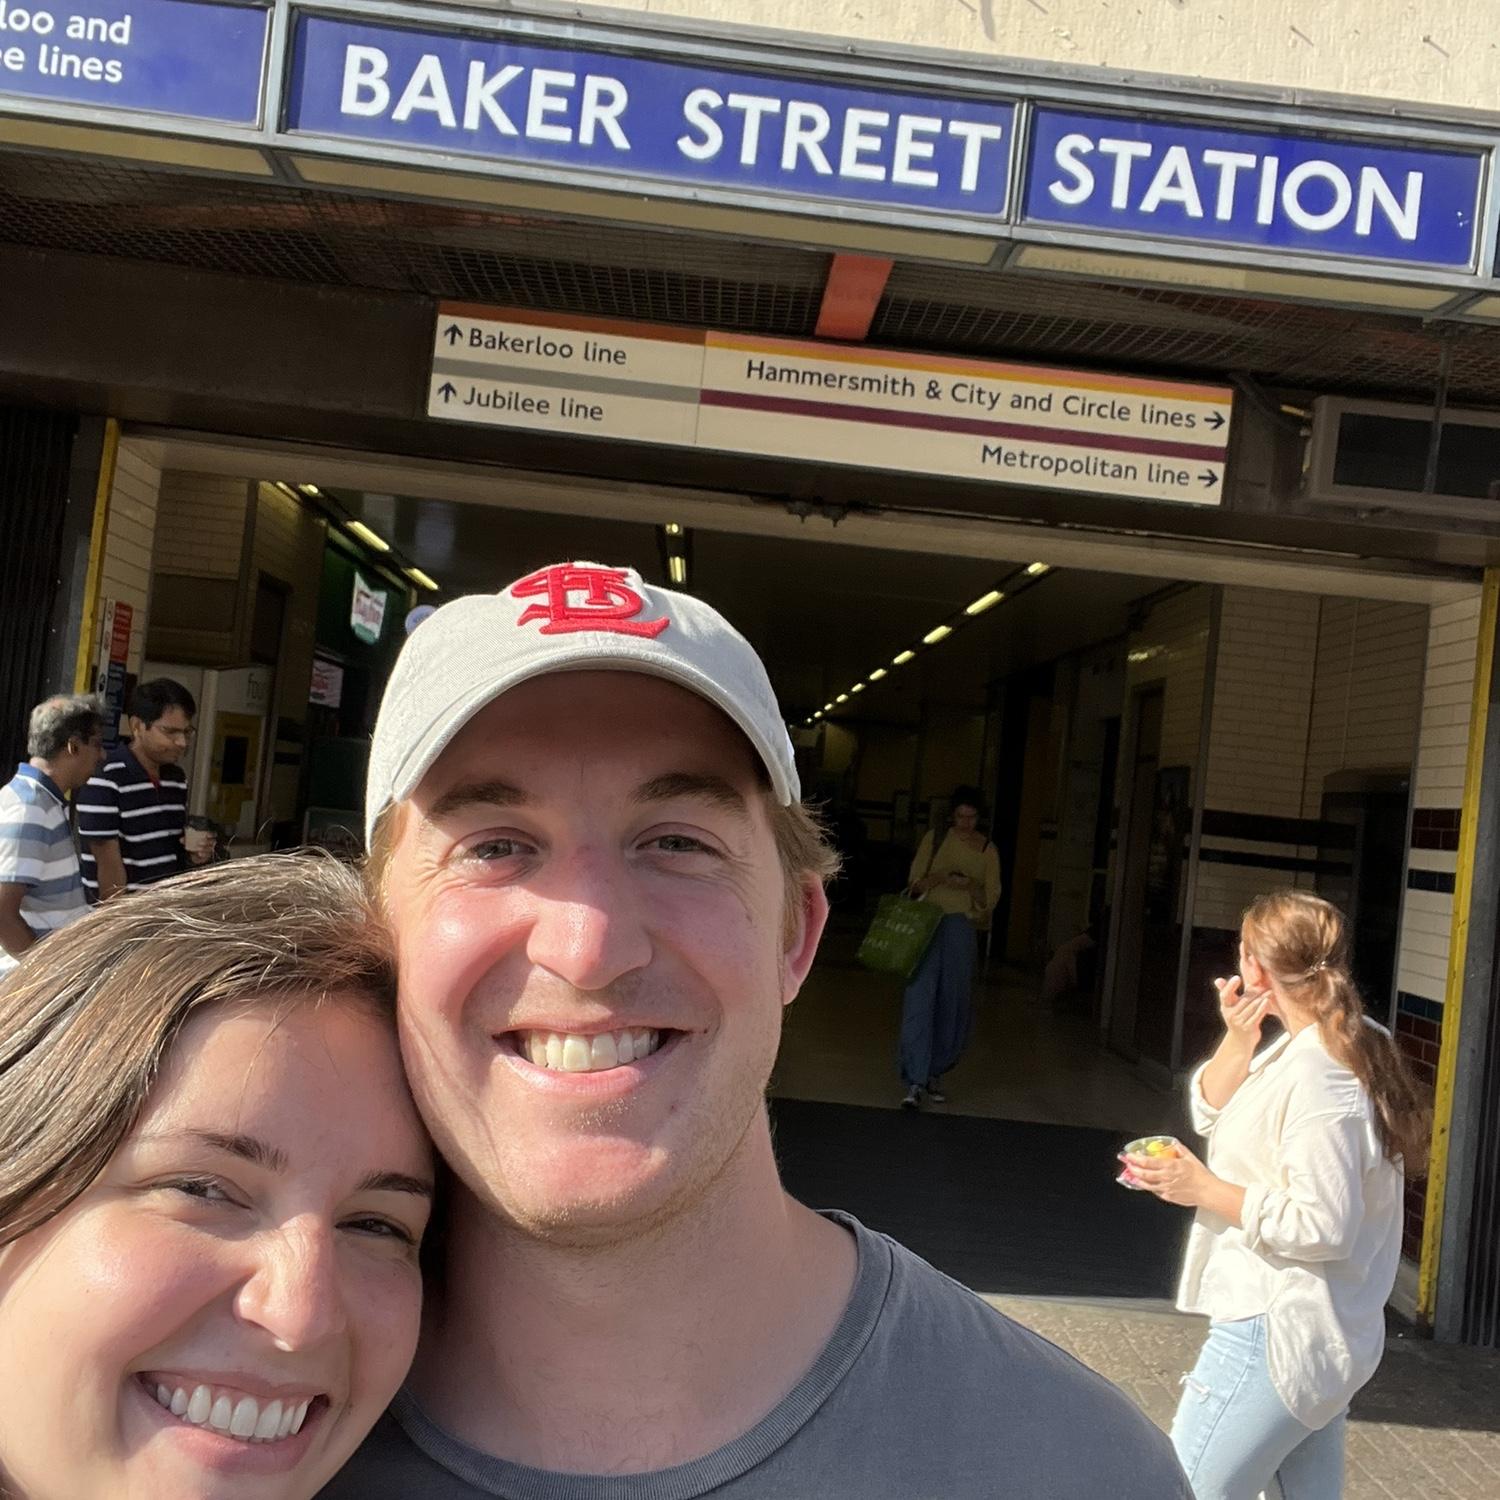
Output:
(897, 787), (1001, 1110)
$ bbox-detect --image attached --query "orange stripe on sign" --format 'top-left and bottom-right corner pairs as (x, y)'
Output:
(439, 302), (706, 345)
(707, 331), (1233, 405)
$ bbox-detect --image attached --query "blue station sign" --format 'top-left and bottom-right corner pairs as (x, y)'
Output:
(1024, 106), (1484, 271)
(283, 14), (1017, 219)
(0, 0), (268, 125)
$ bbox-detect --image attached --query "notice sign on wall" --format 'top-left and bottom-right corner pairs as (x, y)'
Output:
(0, 0), (268, 124)
(428, 305), (1233, 506)
(350, 571), (387, 645)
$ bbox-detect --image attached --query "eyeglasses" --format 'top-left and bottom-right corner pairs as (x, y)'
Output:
(155, 727), (195, 743)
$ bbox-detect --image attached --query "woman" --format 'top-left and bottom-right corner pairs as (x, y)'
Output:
(0, 853), (434, 1500)
(899, 786), (1001, 1110)
(1126, 891), (1427, 1500)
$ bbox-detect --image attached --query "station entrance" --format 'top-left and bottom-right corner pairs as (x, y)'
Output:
(99, 423), (1473, 1302)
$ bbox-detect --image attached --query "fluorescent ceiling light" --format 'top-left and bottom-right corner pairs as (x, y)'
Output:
(1010, 243), (1455, 313)
(868, 668), (888, 682)
(407, 567), (439, 591)
(668, 555), (687, 585)
(965, 590), (1004, 616)
(664, 522), (684, 536)
(892, 650), (915, 666)
(813, 711), (824, 720)
(851, 682), (866, 693)
(347, 520), (391, 553)
(922, 624), (954, 645)
(299, 484), (323, 498)
(835, 693), (850, 703)
(823, 702), (835, 712)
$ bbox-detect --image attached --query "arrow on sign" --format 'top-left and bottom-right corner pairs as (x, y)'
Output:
(1204, 410), (1226, 431)
(437, 382), (458, 402)
(444, 323), (463, 345)
(1198, 470), (1220, 489)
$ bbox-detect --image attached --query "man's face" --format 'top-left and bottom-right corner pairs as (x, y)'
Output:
(385, 672), (826, 1246)
(61, 728), (106, 790)
(132, 707), (194, 767)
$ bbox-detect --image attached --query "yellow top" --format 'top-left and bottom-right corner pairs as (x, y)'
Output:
(909, 829), (1002, 926)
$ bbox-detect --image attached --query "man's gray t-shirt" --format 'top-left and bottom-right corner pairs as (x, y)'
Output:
(322, 1214), (1189, 1499)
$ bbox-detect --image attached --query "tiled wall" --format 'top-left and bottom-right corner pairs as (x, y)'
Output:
(1302, 600), (1427, 819)
(95, 442), (163, 678)
(1392, 590), (1483, 1259)
(1195, 590), (1320, 932)
(153, 472), (248, 579)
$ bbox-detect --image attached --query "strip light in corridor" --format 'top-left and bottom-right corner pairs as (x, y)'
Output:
(812, 561), (1056, 723)
(668, 554), (688, 585)
(407, 567), (440, 592)
(347, 520), (391, 554)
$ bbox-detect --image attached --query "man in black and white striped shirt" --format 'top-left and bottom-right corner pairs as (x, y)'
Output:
(79, 679), (212, 901)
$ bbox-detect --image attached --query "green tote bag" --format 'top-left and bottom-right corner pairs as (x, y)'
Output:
(857, 893), (944, 980)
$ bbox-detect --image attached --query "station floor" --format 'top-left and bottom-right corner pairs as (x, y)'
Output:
(772, 930), (1184, 1137)
(768, 931), (1193, 1304)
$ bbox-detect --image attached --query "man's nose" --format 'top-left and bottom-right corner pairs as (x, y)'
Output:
(525, 848), (652, 992)
(235, 1219), (348, 1354)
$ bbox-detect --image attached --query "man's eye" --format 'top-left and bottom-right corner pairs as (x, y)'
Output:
(466, 837), (529, 861)
(648, 834), (712, 854)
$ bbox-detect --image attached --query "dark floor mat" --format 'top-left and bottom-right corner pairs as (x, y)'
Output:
(770, 1097), (1189, 1301)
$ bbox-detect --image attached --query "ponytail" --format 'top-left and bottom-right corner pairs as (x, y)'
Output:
(1243, 891), (1431, 1170)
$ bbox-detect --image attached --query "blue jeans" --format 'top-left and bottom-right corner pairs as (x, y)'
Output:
(899, 913), (977, 1087)
(1171, 1316), (1346, 1500)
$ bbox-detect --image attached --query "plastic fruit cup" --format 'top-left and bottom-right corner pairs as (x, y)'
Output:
(1115, 1134), (1180, 1190)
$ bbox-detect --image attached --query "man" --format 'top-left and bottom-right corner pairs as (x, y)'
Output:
(329, 562), (1189, 1498)
(78, 677), (211, 900)
(0, 694), (104, 973)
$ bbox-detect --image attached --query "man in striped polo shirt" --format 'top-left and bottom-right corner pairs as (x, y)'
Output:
(0, 695), (105, 973)
(79, 678), (213, 901)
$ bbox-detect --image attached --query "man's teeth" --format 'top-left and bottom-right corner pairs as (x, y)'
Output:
(149, 1381), (312, 1443)
(521, 1028), (662, 1071)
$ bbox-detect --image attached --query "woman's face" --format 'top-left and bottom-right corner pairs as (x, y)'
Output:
(952, 804), (980, 834)
(0, 996), (433, 1500)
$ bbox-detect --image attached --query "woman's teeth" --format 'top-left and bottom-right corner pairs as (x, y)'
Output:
(520, 1028), (662, 1071)
(148, 1381), (313, 1443)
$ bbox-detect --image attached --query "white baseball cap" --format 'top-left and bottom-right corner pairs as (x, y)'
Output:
(365, 561), (799, 840)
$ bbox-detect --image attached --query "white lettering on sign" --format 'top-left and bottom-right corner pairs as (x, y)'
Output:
(340, 45), (633, 151)
(0, 1), (136, 85)
(335, 45), (1008, 197)
(1046, 131), (1423, 241)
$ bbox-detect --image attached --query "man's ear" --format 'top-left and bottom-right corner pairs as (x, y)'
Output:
(782, 874), (830, 1007)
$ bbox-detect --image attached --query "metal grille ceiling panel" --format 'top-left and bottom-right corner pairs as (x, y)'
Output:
(4, 151), (1500, 403)
(878, 264), (1500, 406)
(0, 153), (826, 332)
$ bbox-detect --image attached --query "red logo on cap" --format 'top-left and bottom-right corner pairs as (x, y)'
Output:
(511, 565), (670, 638)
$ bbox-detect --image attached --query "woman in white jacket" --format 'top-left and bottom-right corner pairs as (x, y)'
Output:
(1125, 891), (1428, 1500)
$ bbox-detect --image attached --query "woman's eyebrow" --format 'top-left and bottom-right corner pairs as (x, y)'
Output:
(135, 1129), (289, 1171)
(357, 1170), (436, 1199)
(138, 1132), (433, 1198)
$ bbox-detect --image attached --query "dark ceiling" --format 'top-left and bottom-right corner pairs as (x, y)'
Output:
(340, 487), (1155, 723)
(1, 149), (1496, 409)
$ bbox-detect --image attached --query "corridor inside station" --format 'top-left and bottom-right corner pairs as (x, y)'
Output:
(90, 432), (1465, 1294)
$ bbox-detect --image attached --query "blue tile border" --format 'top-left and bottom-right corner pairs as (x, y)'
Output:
(1397, 991), (1445, 1021)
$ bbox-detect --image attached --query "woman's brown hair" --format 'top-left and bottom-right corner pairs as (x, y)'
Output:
(1241, 890), (1430, 1170)
(0, 851), (397, 1249)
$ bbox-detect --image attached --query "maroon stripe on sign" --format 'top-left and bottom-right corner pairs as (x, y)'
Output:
(699, 389), (1227, 462)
